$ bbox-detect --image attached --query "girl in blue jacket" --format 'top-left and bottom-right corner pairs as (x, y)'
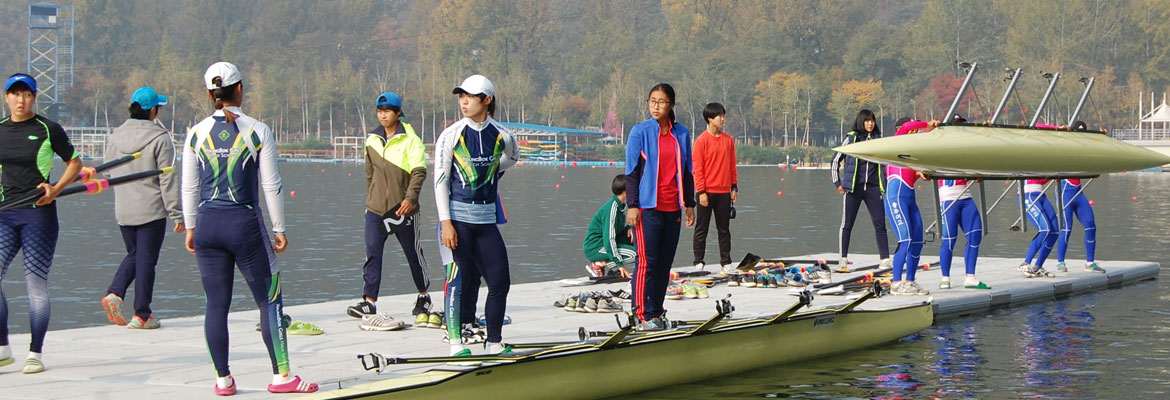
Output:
(624, 83), (695, 331)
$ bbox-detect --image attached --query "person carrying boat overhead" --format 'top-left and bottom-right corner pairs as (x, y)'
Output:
(831, 109), (891, 273)
(0, 73), (83, 374)
(434, 74), (518, 358)
(625, 83), (695, 332)
(935, 115), (990, 290)
(884, 118), (935, 295)
(1055, 121), (1105, 274)
(347, 91), (432, 332)
(100, 87), (185, 330)
(182, 62), (317, 394)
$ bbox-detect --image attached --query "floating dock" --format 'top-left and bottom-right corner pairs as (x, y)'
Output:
(1, 254), (1157, 399)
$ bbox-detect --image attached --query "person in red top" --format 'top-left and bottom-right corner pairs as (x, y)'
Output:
(691, 103), (738, 273)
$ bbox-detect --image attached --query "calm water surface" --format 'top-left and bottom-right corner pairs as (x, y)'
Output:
(7, 163), (1169, 397)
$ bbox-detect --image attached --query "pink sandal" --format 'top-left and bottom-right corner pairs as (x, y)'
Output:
(267, 375), (318, 394)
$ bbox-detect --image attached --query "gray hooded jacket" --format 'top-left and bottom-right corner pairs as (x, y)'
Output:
(104, 119), (181, 226)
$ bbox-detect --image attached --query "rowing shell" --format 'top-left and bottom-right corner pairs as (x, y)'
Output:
(833, 124), (1170, 178)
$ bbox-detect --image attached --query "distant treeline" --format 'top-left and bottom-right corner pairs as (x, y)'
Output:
(0, 0), (1164, 146)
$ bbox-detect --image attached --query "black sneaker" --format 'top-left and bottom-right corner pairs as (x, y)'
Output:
(608, 289), (632, 303)
(347, 300), (376, 318)
(412, 294), (432, 315)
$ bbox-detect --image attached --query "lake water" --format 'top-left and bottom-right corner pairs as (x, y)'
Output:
(6, 163), (1169, 397)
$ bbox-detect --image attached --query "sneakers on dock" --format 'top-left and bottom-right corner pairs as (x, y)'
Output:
(892, 281), (929, 296)
(1019, 263), (1055, 278)
(636, 317), (667, 332)
(360, 312), (406, 331)
(347, 300), (376, 318)
(412, 294), (432, 316)
(128, 315), (160, 329)
(1056, 262), (1068, 272)
(1085, 262), (1106, 273)
(101, 293), (127, 326)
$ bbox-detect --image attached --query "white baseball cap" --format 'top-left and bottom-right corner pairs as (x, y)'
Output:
(452, 74), (494, 97)
(204, 62), (242, 90)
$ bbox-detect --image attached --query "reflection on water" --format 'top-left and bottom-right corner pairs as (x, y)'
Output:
(1014, 300), (1100, 398)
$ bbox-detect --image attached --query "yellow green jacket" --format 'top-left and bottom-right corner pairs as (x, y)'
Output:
(365, 122), (426, 216)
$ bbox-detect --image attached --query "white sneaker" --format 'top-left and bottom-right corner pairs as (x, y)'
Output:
(837, 258), (852, 272)
(720, 263), (736, 274)
(879, 258), (892, 269)
(360, 312), (406, 331)
(694, 262), (706, 271)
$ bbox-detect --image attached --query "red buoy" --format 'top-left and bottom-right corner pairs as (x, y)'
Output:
(776, 191), (784, 197)
(290, 190), (297, 197)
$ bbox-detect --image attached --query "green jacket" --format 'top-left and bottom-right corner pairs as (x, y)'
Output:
(583, 195), (633, 262)
(365, 122), (426, 216)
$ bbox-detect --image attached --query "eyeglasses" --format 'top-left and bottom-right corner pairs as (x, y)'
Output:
(648, 99), (671, 108)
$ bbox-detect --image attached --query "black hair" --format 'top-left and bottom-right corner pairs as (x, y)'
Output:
(611, 174), (626, 196)
(649, 83), (676, 123)
(894, 117), (912, 129)
(128, 102), (154, 120)
(376, 105), (402, 113)
(950, 114), (967, 123)
(1072, 120), (1088, 131)
(207, 77), (242, 123)
(475, 93), (496, 117)
(703, 103), (726, 122)
(851, 109), (879, 135)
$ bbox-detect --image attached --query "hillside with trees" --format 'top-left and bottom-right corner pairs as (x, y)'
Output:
(0, 0), (1165, 150)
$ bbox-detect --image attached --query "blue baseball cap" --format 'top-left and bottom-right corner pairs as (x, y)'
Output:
(4, 74), (36, 93)
(131, 87), (168, 109)
(375, 92), (402, 110)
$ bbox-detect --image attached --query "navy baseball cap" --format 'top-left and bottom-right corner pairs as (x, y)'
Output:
(131, 87), (168, 109)
(376, 92), (402, 110)
(4, 74), (36, 93)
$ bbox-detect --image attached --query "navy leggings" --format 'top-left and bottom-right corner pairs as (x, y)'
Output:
(0, 205), (58, 353)
(107, 218), (167, 320)
(633, 209), (681, 321)
(446, 221), (509, 343)
(195, 206), (288, 377)
(363, 211), (429, 299)
(840, 186), (890, 259)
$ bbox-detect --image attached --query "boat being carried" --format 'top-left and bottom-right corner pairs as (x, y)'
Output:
(834, 122), (1170, 179)
(305, 288), (931, 399)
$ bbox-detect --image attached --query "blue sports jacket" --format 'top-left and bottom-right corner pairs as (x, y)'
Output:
(624, 118), (695, 210)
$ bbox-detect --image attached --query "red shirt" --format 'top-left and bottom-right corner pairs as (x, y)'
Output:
(654, 125), (680, 212)
(692, 130), (737, 194)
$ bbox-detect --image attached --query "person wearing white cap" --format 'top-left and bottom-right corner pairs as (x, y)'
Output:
(0, 73), (82, 374)
(434, 74), (518, 361)
(181, 62), (317, 395)
(99, 87), (184, 330)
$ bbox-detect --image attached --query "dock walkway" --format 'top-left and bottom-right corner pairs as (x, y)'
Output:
(0, 254), (1157, 399)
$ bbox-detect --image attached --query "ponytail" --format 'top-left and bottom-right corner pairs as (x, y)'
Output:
(208, 76), (242, 124)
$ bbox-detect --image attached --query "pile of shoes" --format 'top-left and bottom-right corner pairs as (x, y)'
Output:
(414, 311), (446, 329)
(665, 281), (709, 300)
(554, 291), (624, 313)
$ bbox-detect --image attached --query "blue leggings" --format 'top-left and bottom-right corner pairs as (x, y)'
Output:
(107, 218), (167, 320)
(0, 205), (58, 353)
(442, 221), (509, 343)
(939, 198), (983, 276)
(1023, 192), (1058, 267)
(633, 209), (681, 321)
(885, 182), (922, 282)
(1057, 182), (1096, 263)
(195, 206), (288, 377)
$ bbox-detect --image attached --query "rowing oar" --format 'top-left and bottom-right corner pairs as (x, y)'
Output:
(0, 152), (142, 212)
(736, 252), (834, 271)
(60, 166), (173, 196)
